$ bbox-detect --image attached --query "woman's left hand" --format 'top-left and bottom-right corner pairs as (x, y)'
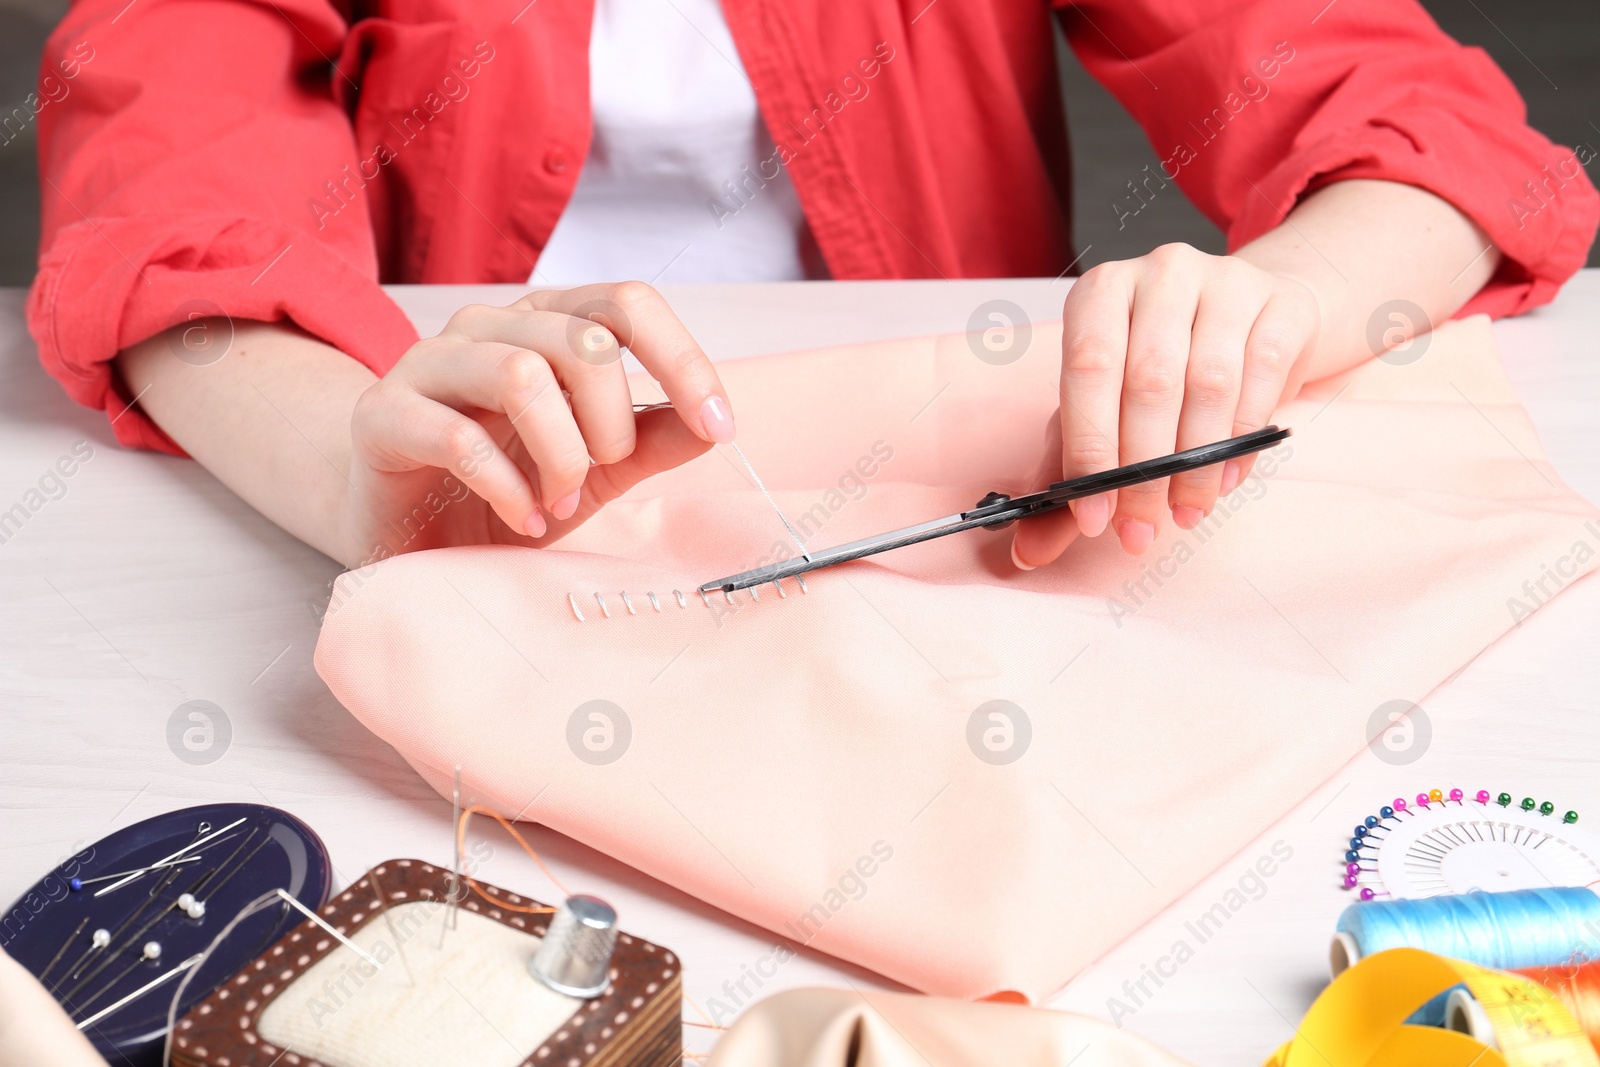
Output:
(1011, 242), (1321, 568)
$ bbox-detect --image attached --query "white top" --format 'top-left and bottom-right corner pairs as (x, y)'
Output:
(533, 0), (819, 286)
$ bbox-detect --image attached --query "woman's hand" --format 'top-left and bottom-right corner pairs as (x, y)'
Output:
(116, 281), (735, 569)
(339, 282), (735, 564)
(1012, 243), (1321, 568)
(115, 181), (1494, 573)
(1010, 180), (1504, 570)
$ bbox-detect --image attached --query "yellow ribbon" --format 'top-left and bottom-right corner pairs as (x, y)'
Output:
(1265, 948), (1599, 1067)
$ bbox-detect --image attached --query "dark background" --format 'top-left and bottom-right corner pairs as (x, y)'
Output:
(2, 0), (1595, 286)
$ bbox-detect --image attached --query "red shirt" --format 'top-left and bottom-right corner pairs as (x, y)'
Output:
(29, 0), (1598, 455)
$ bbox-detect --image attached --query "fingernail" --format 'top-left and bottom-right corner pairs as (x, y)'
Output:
(1074, 493), (1110, 537)
(700, 395), (736, 444)
(1220, 461), (1241, 496)
(1172, 505), (1204, 530)
(523, 509), (547, 538)
(1010, 540), (1036, 571)
(552, 489), (581, 520)
(1118, 520), (1155, 555)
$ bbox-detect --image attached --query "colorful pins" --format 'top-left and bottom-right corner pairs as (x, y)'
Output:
(1336, 786), (1585, 896)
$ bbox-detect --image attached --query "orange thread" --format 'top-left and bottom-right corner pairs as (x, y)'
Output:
(452, 797), (728, 1064)
(454, 803), (565, 914)
(683, 991), (727, 1031)
(445, 795), (711, 1064)
(680, 993), (728, 1065)
(680, 987), (727, 1061)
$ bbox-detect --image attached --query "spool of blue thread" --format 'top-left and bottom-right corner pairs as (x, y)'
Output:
(1330, 887), (1600, 975)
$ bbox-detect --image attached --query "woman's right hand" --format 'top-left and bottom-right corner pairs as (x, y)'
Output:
(341, 281), (736, 563)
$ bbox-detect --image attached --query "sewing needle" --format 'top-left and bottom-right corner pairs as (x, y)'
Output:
(73, 855), (201, 888)
(441, 764), (462, 947)
(276, 889), (380, 969)
(94, 817), (247, 897)
(74, 953), (205, 1031)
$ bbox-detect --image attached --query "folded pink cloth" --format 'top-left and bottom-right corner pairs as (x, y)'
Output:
(316, 315), (1598, 1001)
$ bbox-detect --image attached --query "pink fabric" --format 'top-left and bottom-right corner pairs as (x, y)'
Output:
(315, 316), (1599, 1000)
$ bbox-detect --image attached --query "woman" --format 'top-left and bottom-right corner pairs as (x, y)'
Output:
(29, 0), (1597, 570)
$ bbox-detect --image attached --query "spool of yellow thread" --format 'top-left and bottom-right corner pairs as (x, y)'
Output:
(1265, 948), (1600, 1067)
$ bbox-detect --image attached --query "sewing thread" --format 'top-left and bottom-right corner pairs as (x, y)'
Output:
(1336, 887), (1600, 971)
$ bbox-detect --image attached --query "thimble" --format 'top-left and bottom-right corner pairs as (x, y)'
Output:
(529, 894), (618, 997)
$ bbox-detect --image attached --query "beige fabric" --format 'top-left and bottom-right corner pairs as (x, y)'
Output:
(707, 988), (1190, 1067)
(257, 902), (579, 1067)
(0, 947), (108, 1067)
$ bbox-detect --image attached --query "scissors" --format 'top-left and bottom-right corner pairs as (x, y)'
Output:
(699, 425), (1291, 593)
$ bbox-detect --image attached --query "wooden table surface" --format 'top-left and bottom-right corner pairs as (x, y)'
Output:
(3, 275), (1598, 1064)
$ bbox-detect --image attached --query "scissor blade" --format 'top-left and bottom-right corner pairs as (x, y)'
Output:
(698, 425), (1292, 594)
(698, 514), (970, 593)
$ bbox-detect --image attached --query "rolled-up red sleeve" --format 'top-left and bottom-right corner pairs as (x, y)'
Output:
(1059, 0), (1598, 318)
(29, 0), (419, 455)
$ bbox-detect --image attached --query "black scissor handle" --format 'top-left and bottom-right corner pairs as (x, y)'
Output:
(964, 425), (1291, 522)
(701, 425), (1292, 592)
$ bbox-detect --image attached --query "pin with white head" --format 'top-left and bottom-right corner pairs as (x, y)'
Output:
(176, 892), (206, 920)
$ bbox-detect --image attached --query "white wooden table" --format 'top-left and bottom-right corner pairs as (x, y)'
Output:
(3, 276), (1598, 1065)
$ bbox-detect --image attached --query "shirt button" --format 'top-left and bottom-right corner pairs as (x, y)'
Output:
(544, 146), (572, 175)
